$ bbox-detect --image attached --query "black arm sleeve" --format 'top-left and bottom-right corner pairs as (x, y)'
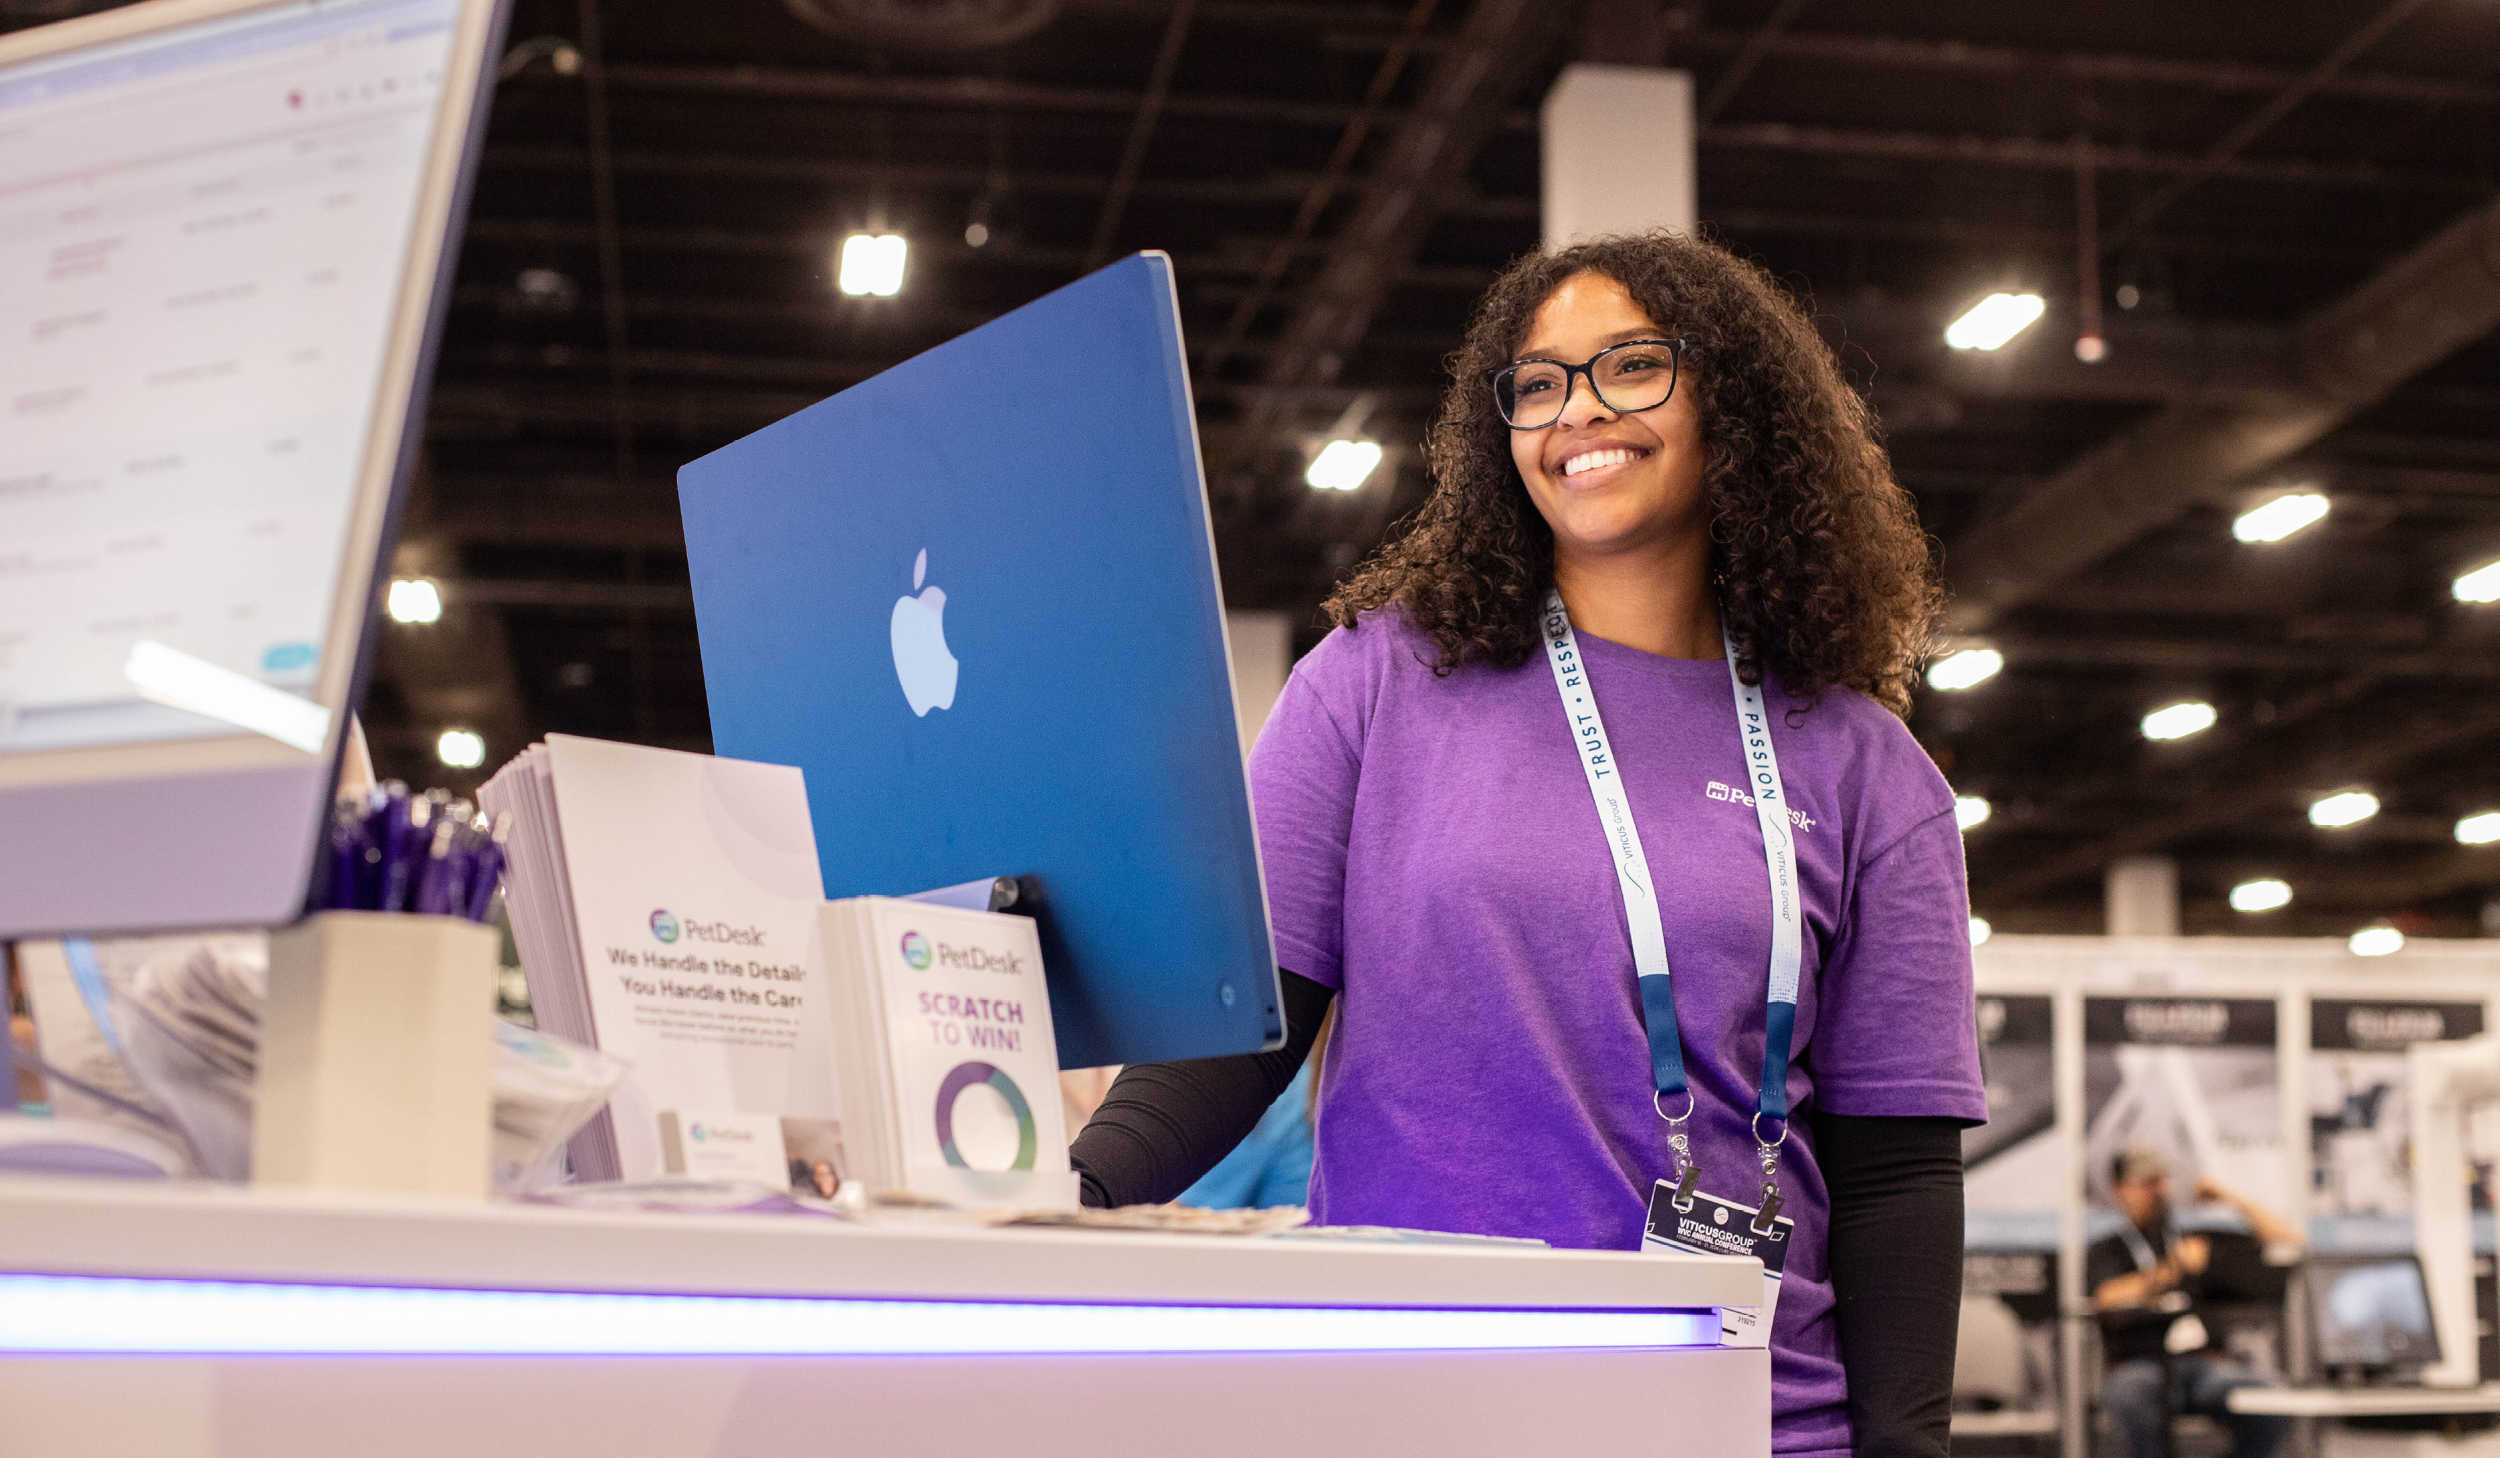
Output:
(1814, 1111), (1966, 1458)
(1068, 971), (1336, 1208)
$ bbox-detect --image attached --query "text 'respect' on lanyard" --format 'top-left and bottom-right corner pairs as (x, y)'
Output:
(1539, 588), (1804, 1228)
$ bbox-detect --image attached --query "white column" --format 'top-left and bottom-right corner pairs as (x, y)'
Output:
(1541, 65), (1695, 250)
(1224, 611), (1292, 758)
(2104, 855), (2180, 937)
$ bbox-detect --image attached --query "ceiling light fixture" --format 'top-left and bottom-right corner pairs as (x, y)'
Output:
(2228, 878), (2292, 913)
(1968, 916), (1992, 947)
(1306, 439), (1383, 493)
(2140, 701), (2217, 742)
(1927, 647), (2004, 692)
(1954, 795), (1992, 832)
(837, 233), (907, 297)
(1944, 293), (2045, 351)
(2231, 492), (2329, 544)
(2457, 811), (2500, 846)
(2349, 923), (2406, 958)
(386, 577), (442, 625)
(2454, 561), (2500, 604)
(436, 729), (486, 769)
(2309, 790), (2380, 829)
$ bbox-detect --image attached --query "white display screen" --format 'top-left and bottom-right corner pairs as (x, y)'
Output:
(0, 0), (460, 755)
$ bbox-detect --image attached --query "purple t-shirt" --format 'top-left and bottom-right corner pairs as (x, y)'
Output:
(1247, 613), (1986, 1457)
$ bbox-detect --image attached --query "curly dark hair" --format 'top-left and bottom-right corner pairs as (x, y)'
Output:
(1324, 230), (1940, 716)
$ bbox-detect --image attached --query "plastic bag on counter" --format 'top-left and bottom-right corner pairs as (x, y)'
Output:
(95, 935), (627, 1192)
(490, 1020), (629, 1194)
(104, 937), (268, 1179)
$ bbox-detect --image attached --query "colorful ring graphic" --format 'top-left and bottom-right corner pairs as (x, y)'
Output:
(934, 1061), (1037, 1171)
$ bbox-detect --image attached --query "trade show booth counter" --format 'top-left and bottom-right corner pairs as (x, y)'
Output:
(0, 1176), (1767, 1458)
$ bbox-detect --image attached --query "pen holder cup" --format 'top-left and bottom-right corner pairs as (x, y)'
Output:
(253, 911), (498, 1199)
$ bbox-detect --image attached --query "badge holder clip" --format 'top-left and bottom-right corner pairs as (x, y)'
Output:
(1658, 1089), (1698, 1213)
(1749, 1112), (1787, 1235)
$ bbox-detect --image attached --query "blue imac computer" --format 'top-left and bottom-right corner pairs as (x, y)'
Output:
(678, 254), (1284, 1070)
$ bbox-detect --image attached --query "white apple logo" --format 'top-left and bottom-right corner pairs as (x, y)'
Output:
(889, 547), (959, 717)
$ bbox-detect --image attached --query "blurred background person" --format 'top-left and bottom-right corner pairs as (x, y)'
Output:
(2089, 1146), (2300, 1458)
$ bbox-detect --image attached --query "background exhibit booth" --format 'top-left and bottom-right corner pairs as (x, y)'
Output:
(1963, 935), (2500, 1458)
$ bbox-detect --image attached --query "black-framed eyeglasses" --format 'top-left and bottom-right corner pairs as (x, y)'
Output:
(1488, 337), (1688, 430)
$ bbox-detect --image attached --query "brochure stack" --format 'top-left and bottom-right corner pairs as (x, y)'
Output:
(820, 897), (1075, 1209)
(482, 735), (839, 1185)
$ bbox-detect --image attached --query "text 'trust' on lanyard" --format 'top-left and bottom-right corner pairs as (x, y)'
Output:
(1539, 589), (1805, 1222)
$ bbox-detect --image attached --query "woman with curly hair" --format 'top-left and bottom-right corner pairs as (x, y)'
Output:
(1072, 230), (1982, 1458)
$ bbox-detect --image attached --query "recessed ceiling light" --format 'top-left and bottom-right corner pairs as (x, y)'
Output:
(436, 729), (486, 769)
(1968, 916), (1993, 946)
(386, 577), (442, 624)
(1927, 648), (2003, 692)
(837, 234), (907, 297)
(1944, 293), (2045, 351)
(1306, 439), (1383, 492)
(2228, 878), (2291, 913)
(2308, 790), (2380, 828)
(2349, 924), (2405, 958)
(2457, 811), (2500, 846)
(2232, 492), (2329, 544)
(2141, 701), (2217, 742)
(1954, 795), (1992, 831)
(2454, 561), (2500, 604)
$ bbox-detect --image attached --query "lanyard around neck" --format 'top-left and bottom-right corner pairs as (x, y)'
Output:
(1539, 589), (1806, 1134)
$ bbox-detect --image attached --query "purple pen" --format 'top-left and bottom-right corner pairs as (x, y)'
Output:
(326, 800), (365, 912)
(412, 813), (460, 916)
(372, 785), (417, 910)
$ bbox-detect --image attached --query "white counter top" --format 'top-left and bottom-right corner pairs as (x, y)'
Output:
(2227, 1384), (2500, 1417)
(0, 1176), (1758, 1313)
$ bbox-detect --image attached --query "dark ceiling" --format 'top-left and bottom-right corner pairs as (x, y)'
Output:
(15, 0), (2500, 940)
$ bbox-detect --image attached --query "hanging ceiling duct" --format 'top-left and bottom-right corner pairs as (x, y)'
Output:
(782, 0), (1060, 51)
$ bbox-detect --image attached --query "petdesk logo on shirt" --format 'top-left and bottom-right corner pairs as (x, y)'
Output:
(1705, 780), (1816, 834)
(900, 931), (933, 970)
(650, 909), (680, 943)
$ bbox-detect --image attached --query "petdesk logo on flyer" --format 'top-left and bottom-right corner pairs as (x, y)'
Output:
(650, 909), (680, 943)
(900, 931), (933, 970)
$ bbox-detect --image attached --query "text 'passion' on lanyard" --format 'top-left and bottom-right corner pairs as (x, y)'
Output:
(1539, 588), (1804, 1229)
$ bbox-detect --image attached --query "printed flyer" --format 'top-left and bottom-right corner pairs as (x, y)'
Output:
(547, 735), (835, 1181)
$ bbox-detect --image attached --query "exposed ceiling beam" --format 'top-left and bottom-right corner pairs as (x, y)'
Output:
(1980, 634), (2500, 680)
(1829, 309), (2302, 404)
(1695, 0), (1808, 125)
(1083, 0), (1198, 268)
(1971, 685), (2500, 905)
(1664, 24), (2500, 109)
(456, 217), (1497, 291)
(504, 64), (2483, 195)
(476, 147), (2406, 266)
(420, 378), (1440, 437)
(1230, 0), (1560, 392)
(2325, 845), (2500, 909)
(1942, 189), (2500, 634)
(1700, 120), (2476, 194)
(2100, 0), (2440, 254)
